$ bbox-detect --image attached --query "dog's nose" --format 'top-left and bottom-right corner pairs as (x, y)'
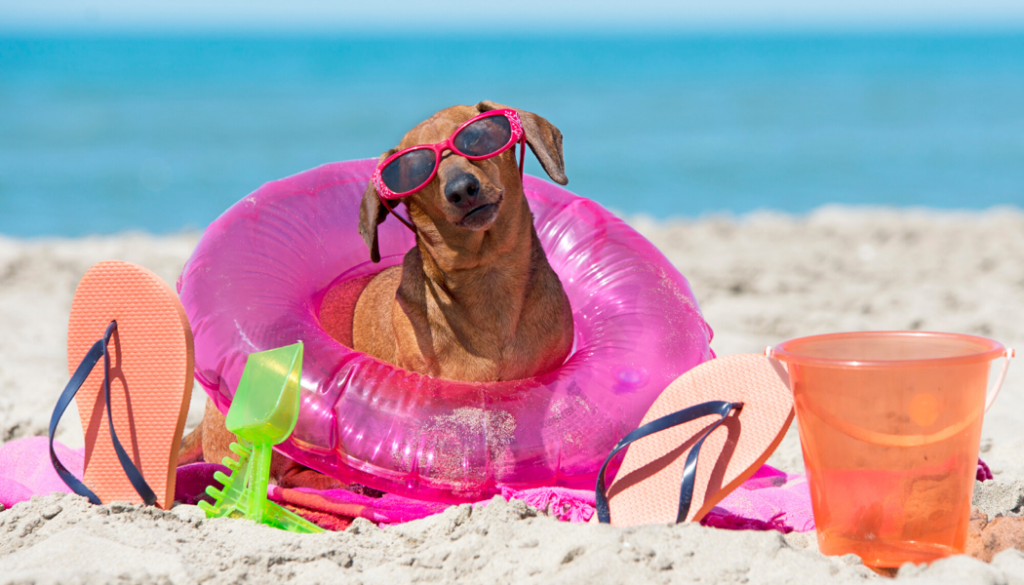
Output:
(444, 174), (480, 208)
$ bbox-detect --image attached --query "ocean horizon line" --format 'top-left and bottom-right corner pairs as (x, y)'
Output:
(4, 203), (1023, 242)
(3, 28), (1024, 40)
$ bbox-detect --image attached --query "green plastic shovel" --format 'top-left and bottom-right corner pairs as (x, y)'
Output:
(198, 342), (322, 533)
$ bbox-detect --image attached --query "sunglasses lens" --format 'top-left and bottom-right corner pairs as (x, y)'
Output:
(380, 149), (436, 195)
(453, 115), (512, 157)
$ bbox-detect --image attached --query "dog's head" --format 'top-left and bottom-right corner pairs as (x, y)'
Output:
(360, 101), (567, 263)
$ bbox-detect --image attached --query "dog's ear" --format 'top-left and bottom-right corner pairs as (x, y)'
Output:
(476, 100), (567, 185)
(359, 149), (397, 263)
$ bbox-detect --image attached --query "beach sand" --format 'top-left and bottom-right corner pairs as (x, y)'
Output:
(3, 208), (1024, 583)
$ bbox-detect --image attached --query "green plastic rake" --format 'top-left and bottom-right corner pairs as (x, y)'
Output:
(197, 342), (322, 533)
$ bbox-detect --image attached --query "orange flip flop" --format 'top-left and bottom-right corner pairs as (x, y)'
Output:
(596, 353), (794, 526)
(49, 260), (193, 509)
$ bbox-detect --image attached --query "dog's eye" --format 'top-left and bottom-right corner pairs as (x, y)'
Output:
(454, 116), (512, 157)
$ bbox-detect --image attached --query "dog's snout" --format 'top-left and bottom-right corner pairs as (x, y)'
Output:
(444, 174), (480, 208)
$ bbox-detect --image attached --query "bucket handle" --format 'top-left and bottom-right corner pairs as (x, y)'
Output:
(986, 348), (1015, 412)
(764, 346), (1014, 412)
(764, 346), (1014, 448)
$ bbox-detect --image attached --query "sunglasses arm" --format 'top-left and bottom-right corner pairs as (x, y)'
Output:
(380, 197), (417, 233)
(518, 137), (525, 180)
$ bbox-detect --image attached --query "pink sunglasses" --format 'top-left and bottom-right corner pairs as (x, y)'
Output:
(372, 109), (526, 231)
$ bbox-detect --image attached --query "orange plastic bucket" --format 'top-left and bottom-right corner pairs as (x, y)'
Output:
(769, 331), (1014, 569)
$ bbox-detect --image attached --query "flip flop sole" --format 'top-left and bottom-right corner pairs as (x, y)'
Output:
(605, 353), (793, 526)
(68, 260), (194, 509)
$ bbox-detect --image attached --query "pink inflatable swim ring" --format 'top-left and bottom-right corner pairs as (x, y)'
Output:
(178, 159), (714, 503)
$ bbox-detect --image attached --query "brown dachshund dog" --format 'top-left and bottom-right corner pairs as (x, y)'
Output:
(179, 101), (574, 489)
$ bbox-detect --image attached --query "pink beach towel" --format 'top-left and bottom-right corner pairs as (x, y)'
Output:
(0, 437), (816, 532)
(0, 436), (230, 509)
(701, 465), (814, 532)
(497, 466), (816, 532)
(0, 436), (84, 509)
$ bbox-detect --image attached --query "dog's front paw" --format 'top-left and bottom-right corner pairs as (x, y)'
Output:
(270, 456), (345, 490)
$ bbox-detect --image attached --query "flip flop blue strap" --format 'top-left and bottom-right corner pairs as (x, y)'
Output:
(49, 337), (105, 505)
(49, 321), (158, 506)
(595, 400), (743, 524)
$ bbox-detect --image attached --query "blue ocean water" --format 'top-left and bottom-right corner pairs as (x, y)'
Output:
(1, 33), (1023, 236)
